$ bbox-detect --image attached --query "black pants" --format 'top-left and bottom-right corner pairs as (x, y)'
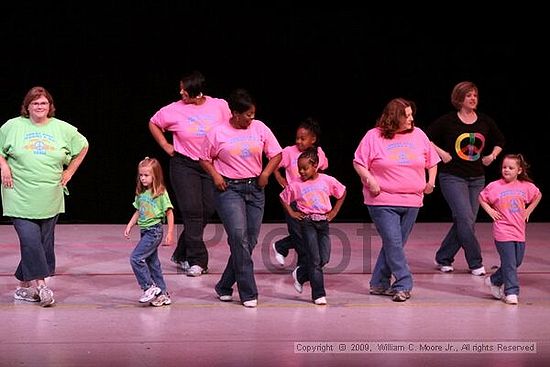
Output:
(169, 153), (216, 269)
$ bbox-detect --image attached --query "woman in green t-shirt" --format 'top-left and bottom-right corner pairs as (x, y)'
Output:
(0, 86), (89, 307)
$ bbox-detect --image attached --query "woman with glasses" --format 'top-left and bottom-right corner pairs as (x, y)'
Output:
(0, 86), (89, 307)
(200, 88), (282, 308)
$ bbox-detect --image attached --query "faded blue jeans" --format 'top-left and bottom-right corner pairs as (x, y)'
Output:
(13, 215), (59, 282)
(214, 179), (264, 303)
(129, 223), (167, 293)
(490, 241), (525, 296)
(435, 172), (485, 270)
(367, 206), (419, 292)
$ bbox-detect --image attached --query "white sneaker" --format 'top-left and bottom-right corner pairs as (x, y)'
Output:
(435, 261), (453, 273)
(219, 295), (233, 302)
(37, 285), (55, 307)
(272, 243), (285, 266)
(179, 260), (190, 273)
(471, 266), (486, 276)
(504, 294), (518, 305)
(243, 299), (257, 308)
(187, 265), (206, 277)
(484, 277), (503, 299)
(14, 286), (40, 302)
(314, 296), (327, 305)
(292, 267), (303, 293)
(150, 293), (172, 307)
(139, 285), (161, 303)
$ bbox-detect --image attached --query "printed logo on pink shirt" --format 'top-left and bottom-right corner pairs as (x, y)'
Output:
(387, 142), (416, 164)
(301, 185), (330, 212)
(499, 190), (526, 214)
(304, 195), (326, 211)
(230, 143), (261, 158)
(184, 116), (215, 137)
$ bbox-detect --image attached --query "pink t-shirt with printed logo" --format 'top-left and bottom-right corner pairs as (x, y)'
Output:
(280, 173), (346, 215)
(150, 96), (231, 160)
(279, 145), (329, 183)
(480, 179), (541, 241)
(200, 119), (282, 179)
(353, 127), (440, 207)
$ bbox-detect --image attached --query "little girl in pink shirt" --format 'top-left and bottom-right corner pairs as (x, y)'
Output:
(479, 154), (542, 305)
(272, 117), (329, 268)
(280, 148), (346, 305)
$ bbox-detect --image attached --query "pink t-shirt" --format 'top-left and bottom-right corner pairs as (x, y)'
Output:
(200, 119), (282, 179)
(353, 127), (440, 207)
(280, 173), (346, 215)
(150, 96), (231, 160)
(279, 145), (329, 183)
(480, 179), (541, 241)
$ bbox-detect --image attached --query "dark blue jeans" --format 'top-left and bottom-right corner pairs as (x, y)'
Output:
(435, 172), (485, 270)
(170, 153), (216, 269)
(367, 206), (419, 292)
(214, 180), (264, 303)
(129, 223), (167, 292)
(274, 201), (306, 267)
(297, 218), (330, 300)
(13, 215), (59, 282)
(490, 241), (525, 296)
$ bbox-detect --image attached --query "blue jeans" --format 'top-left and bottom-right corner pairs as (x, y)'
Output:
(170, 153), (216, 269)
(367, 206), (419, 292)
(129, 223), (167, 293)
(214, 180), (264, 302)
(297, 218), (330, 300)
(274, 202), (306, 267)
(435, 172), (485, 269)
(490, 241), (525, 296)
(13, 215), (59, 281)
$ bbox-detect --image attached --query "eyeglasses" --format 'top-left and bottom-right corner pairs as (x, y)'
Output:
(30, 101), (50, 107)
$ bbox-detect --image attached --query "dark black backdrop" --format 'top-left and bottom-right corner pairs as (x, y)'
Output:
(1, 4), (548, 224)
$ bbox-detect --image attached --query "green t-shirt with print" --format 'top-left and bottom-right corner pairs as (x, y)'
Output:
(133, 190), (173, 228)
(0, 117), (88, 219)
